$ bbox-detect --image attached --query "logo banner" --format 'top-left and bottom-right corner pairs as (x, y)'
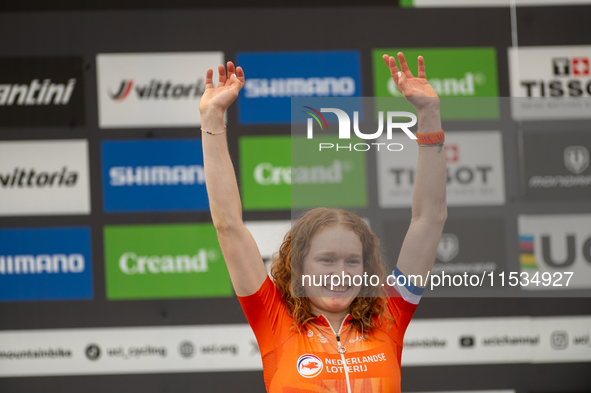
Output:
(0, 57), (85, 127)
(236, 51), (362, 124)
(0, 140), (90, 216)
(509, 46), (591, 119)
(0, 227), (93, 302)
(96, 52), (223, 128)
(101, 139), (208, 213)
(104, 223), (232, 300)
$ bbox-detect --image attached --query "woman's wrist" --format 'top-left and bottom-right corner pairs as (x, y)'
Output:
(200, 109), (226, 132)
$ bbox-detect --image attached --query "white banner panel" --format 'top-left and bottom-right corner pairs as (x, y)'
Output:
(509, 46), (591, 120)
(0, 324), (260, 377)
(402, 316), (591, 366)
(409, 0), (591, 7)
(96, 52), (224, 128)
(1, 316), (589, 377)
(0, 140), (90, 216)
(377, 131), (505, 208)
(518, 214), (591, 290)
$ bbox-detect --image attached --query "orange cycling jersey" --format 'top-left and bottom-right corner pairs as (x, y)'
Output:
(238, 268), (423, 393)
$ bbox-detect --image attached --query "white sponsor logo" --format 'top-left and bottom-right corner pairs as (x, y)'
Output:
(0, 140), (90, 216)
(388, 72), (485, 97)
(0, 79), (76, 106)
(118, 249), (217, 275)
(377, 131), (505, 207)
(96, 52), (224, 128)
(0, 254), (85, 275)
(253, 160), (353, 185)
(109, 165), (205, 186)
(244, 77), (355, 98)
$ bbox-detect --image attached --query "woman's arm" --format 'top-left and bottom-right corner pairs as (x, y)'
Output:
(383, 53), (447, 287)
(200, 62), (268, 296)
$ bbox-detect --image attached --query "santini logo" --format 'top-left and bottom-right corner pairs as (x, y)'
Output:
(109, 165), (204, 186)
(0, 79), (76, 106)
(0, 254), (85, 275)
(245, 77), (355, 98)
(118, 249), (217, 275)
(0, 167), (78, 188)
(109, 79), (205, 102)
(304, 106), (416, 152)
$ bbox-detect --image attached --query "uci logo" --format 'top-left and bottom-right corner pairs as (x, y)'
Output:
(297, 354), (323, 378)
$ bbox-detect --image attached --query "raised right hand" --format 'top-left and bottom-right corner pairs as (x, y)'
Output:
(199, 61), (245, 116)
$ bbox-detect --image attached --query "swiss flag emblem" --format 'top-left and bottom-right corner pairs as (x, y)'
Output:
(572, 58), (590, 76)
(445, 144), (459, 163)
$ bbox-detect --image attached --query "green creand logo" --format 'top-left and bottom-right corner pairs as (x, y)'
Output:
(372, 47), (499, 119)
(104, 223), (232, 300)
(239, 135), (367, 210)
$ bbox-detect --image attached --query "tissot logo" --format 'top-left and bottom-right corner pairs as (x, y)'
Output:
(553, 57), (590, 76)
(107, 79), (204, 102)
(377, 131), (505, 207)
(0, 57), (85, 127)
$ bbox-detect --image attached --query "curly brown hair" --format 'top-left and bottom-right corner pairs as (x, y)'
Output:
(270, 208), (391, 337)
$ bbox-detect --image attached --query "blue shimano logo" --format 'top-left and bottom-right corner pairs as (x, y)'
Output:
(0, 227), (93, 302)
(101, 139), (209, 212)
(236, 51), (362, 124)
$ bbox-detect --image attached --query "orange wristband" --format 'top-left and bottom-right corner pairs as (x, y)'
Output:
(416, 129), (445, 145)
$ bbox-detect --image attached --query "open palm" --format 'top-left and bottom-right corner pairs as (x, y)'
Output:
(383, 52), (440, 110)
(199, 61), (245, 115)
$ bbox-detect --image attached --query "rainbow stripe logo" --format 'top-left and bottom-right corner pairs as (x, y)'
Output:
(302, 106), (328, 130)
(519, 235), (537, 269)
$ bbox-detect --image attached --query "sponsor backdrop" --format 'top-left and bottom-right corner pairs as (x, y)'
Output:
(0, 2), (590, 393)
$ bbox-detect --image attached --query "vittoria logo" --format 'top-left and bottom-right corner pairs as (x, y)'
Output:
(436, 234), (459, 263)
(296, 354), (323, 378)
(96, 52), (223, 128)
(1, 167), (79, 188)
(108, 79), (204, 102)
(564, 146), (590, 175)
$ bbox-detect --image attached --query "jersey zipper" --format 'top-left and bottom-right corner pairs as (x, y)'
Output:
(323, 315), (352, 393)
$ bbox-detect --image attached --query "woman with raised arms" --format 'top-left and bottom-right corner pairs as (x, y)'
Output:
(199, 52), (446, 393)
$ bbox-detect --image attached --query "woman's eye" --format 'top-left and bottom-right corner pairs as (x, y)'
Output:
(348, 260), (361, 265)
(321, 258), (332, 263)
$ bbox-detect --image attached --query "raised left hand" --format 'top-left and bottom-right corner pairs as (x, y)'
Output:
(383, 52), (440, 111)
